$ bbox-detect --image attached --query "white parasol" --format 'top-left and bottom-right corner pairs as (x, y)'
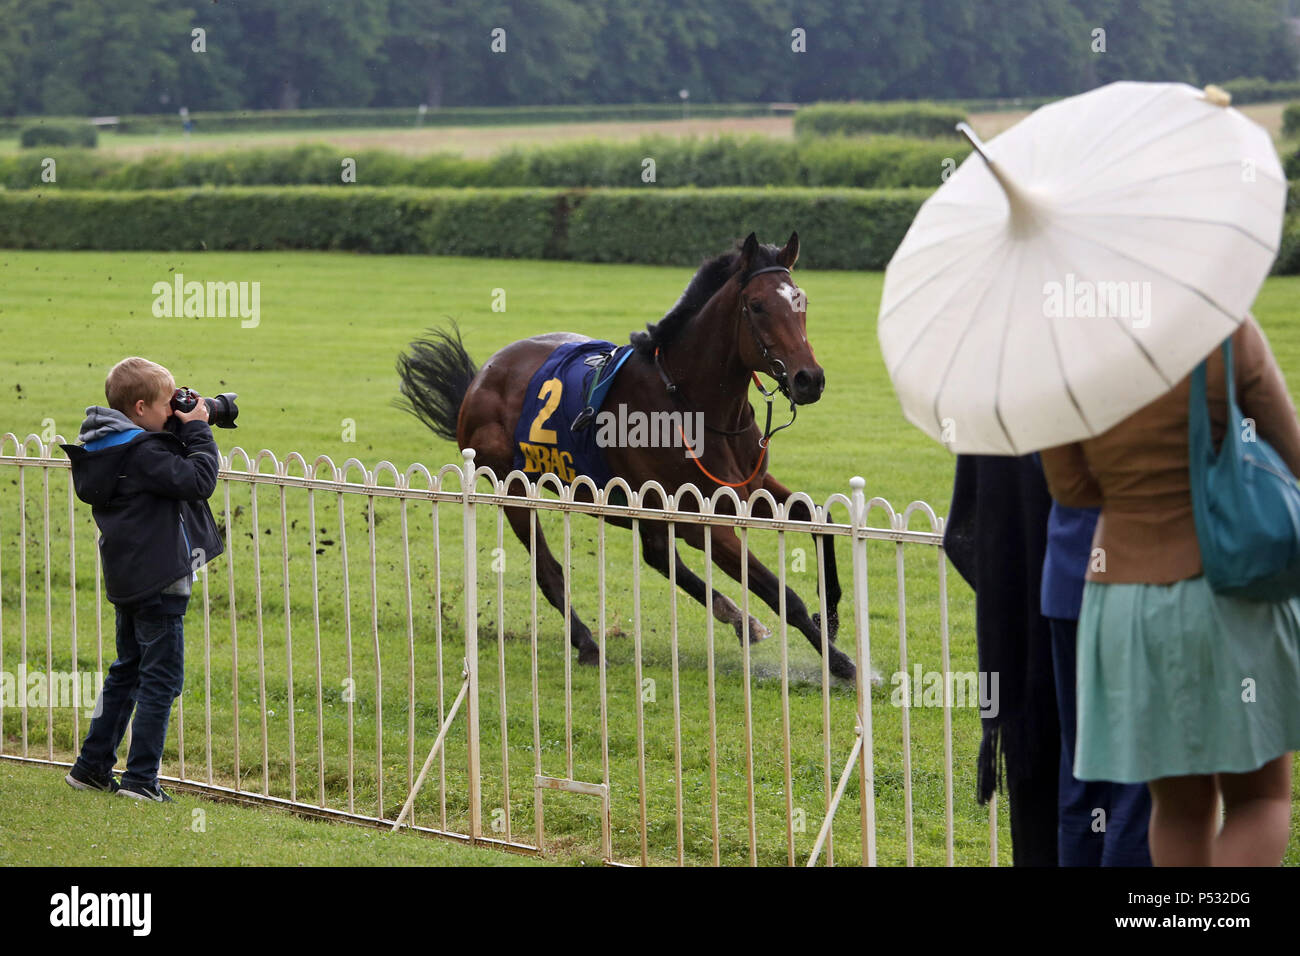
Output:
(878, 81), (1286, 455)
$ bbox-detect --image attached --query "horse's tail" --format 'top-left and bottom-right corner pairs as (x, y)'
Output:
(395, 323), (478, 444)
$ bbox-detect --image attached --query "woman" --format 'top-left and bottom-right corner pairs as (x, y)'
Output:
(1040, 313), (1300, 866)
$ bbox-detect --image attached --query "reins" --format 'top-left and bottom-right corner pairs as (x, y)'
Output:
(677, 424), (770, 489)
(654, 264), (801, 488)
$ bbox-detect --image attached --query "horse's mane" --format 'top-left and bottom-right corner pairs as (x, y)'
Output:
(630, 240), (785, 356)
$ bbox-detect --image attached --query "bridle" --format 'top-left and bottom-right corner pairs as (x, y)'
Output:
(738, 264), (797, 402)
(653, 263), (801, 445)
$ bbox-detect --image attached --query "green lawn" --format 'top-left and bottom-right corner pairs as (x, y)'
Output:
(0, 250), (951, 505)
(2, 250), (1298, 866)
(0, 761), (548, 866)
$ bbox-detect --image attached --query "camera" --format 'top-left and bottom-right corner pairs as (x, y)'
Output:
(170, 387), (240, 428)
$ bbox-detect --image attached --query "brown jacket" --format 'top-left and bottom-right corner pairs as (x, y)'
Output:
(1040, 315), (1300, 584)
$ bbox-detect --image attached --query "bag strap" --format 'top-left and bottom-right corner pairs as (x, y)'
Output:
(1222, 335), (1238, 418)
(1190, 333), (1239, 464)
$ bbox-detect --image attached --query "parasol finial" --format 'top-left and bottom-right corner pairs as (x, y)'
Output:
(956, 121), (1047, 237)
(1202, 84), (1231, 107)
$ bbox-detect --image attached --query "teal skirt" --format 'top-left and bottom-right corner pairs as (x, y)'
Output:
(1075, 575), (1300, 783)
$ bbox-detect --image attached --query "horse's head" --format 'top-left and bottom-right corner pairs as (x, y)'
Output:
(735, 231), (824, 405)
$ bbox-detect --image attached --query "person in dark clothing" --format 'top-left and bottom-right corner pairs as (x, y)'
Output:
(61, 356), (224, 802)
(943, 454), (1060, 865)
(1036, 464), (1153, 867)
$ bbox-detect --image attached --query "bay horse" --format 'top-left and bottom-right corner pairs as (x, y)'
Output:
(397, 232), (857, 681)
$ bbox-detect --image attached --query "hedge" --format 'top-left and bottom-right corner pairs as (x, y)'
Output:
(0, 150), (125, 189)
(0, 116), (82, 137)
(0, 186), (927, 269)
(0, 187), (563, 259)
(491, 135), (968, 189)
(0, 137), (971, 192)
(0, 103), (778, 138)
(1217, 77), (1300, 105)
(6, 185), (1297, 274)
(794, 102), (967, 138)
(18, 122), (97, 148)
(955, 96), (1058, 113)
(564, 188), (932, 269)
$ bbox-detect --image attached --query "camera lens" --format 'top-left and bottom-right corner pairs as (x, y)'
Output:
(207, 392), (240, 429)
(168, 388), (239, 428)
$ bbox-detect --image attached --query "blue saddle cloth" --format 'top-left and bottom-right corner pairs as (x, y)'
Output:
(511, 339), (634, 489)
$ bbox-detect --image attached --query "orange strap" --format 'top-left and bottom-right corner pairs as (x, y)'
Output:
(677, 423), (769, 489)
(660, 359), (774, 488)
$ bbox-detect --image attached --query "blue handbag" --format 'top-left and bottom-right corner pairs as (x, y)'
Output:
(1189, 336), (1300, 601)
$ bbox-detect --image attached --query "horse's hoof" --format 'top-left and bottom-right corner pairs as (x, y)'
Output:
(577, 647), (601, 667)
(828, 652), (856, 682)
(731, 616), (770, 645)
(827, 657), (883, 686)
(811, 611), (840, 644)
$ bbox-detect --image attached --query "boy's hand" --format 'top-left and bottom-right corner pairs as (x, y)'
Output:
(173, 398), (210, 424)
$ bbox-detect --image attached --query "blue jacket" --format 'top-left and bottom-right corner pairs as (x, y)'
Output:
(1035, 453), (1100, 621)
(61, 406), (224, 606)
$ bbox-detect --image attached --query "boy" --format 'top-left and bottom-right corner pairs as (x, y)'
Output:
(61, 357), (224, 801)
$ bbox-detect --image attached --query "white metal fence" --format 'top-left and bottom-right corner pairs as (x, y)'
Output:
(0, 432), (998, 865)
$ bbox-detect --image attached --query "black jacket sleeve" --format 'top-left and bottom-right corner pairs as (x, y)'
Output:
(944, 453), (1060, 866)
(133, 421), (221, 500)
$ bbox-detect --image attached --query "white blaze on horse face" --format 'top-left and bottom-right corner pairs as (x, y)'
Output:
(774, 282), (795, 312)
(769, 280), (800, 317)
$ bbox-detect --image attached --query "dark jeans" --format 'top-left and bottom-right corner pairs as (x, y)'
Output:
(74, 596), (187, 789)
(1049, 616), (1153, 867)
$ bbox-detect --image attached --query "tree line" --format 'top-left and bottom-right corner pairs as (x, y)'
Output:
(0, 0), (1295, 117)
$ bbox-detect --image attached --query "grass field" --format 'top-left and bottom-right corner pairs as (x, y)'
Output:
(0, 761), (548, 865)
(2, 250), (1299, 866)
(0, 102), (1283, 161)
(0, 118), (797, 160)
(0, 250), (953, 505)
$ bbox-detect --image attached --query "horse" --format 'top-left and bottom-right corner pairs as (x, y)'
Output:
(397, 231), (858, 681)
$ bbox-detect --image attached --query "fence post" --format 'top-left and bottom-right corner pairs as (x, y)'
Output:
(850, 476), (877, 866)
(462, 448), (482, 841)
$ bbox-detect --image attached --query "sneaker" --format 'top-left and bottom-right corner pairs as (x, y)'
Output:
(116, 782), (173, 803)
(65, 766), (119, 793)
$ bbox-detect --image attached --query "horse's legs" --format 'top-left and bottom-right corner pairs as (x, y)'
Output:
(503, 506), (601, 665)
(759, 474), (841, 642)
(637, 521), (769, 644)
(702, 525), (857, 681)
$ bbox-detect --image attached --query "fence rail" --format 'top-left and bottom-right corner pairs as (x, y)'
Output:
(0, 432), (998, 866)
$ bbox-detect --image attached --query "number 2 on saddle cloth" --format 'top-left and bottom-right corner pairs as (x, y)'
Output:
(511, 340), (635, 490)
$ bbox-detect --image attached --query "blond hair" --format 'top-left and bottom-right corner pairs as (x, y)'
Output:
(105, 357), (173, 414)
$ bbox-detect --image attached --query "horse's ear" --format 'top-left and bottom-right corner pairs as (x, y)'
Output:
(779, 231), (799, 269)
(739, 232), (759, 272)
